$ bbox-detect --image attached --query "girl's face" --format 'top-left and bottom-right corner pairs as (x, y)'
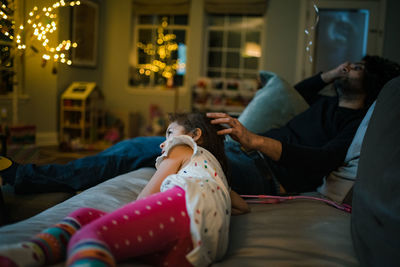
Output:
(159, 122), (187, 152)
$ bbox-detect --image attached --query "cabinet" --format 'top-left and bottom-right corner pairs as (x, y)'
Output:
(60, 82), (105, 144)
(192, 77), (258, 116)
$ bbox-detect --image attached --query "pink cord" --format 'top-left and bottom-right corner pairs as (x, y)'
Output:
(240, 194), (352, 213)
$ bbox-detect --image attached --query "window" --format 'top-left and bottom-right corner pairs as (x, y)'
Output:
(205, 15), (263, 79)
(129, 14), (188, 88)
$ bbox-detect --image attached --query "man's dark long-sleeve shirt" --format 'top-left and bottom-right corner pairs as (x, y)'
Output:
(263, 74), (366, 193)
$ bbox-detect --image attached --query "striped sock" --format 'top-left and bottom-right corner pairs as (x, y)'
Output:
(31, 217), (80, 264)
(67, 239), (116, 267)
(0, 217), (80, 266)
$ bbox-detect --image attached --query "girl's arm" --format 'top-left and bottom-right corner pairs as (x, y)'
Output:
(137, 145), (193, 200)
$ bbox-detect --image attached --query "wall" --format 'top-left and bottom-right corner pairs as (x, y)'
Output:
(17, 0), (59, 145)
(14, 0), (400, 145)
(262, 0), (301, 84)
(382, 0), (400, 64)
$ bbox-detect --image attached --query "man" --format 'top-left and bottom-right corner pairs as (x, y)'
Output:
(209, 56), (400, 195)
(1, 55), (399, 195)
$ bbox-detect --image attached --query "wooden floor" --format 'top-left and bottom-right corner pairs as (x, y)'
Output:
(8, 144), (103, 165)
(40, 145), (105, 165)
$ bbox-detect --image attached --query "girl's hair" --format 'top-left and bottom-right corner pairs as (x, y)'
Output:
(168, 112), (230, 185)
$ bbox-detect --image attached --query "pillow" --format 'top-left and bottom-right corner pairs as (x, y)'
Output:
(238, 71), (309, 134)
(317, 101), (376, 203)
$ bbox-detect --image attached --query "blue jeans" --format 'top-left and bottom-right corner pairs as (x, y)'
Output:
(12, 137), (274, 195)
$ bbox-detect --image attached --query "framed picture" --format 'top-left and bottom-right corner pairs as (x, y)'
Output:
(71, 0), (99, 67)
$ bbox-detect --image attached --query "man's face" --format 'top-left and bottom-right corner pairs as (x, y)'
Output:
(335, 62), (366, 99)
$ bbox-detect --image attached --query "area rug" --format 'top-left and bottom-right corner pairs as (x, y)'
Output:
(7, 145), (40, 164)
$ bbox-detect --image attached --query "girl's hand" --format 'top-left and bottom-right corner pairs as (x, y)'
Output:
(230, 190), (250, 215)
(137, 145), (192, 199)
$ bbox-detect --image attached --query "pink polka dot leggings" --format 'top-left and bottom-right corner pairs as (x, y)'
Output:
(66, 186), (193, 267)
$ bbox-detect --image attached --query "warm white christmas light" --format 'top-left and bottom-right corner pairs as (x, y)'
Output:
(10, 0), (81, 67)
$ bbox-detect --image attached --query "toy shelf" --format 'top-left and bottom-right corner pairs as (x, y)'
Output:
(59, 82), (105, 144)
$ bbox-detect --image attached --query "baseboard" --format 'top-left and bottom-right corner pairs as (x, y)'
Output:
(35, 132), (58, 146)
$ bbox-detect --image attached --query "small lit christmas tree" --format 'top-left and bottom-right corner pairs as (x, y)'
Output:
(136, 16), (179, 86)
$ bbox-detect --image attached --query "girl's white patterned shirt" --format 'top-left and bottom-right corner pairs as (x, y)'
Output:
(156, 135), (231, 267)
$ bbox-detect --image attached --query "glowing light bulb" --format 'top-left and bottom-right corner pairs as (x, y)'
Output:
(67, 60), (72, 65)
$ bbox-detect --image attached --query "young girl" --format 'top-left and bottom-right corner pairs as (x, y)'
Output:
(0, 113), (247, 267)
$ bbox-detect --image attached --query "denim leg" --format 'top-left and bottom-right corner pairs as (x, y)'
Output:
(225, 141), (274, 195)
(13, 136), (165, 194)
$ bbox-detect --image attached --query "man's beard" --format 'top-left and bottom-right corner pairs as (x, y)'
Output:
(334, 78), (364, 100)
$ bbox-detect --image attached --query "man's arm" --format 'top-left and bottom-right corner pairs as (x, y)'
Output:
(295, 62), (352, 105)
(137, 145), (192, 199)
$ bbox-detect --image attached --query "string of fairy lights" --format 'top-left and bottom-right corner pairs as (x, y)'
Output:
(1, 0), (80, 67)
(136, 16), (179, 80)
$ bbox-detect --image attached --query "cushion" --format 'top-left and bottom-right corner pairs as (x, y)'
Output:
(317, 101), (376, 203)
(351, 76), (400, 266)
(238, 71), (309, 134)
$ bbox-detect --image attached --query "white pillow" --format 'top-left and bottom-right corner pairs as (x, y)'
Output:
(317, 101), (376, 202)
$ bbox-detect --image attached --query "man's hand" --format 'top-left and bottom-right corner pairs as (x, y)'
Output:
(321, 62), (350, 83)
(207, 112), (283, 161)
(206, 112), (255, 149)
